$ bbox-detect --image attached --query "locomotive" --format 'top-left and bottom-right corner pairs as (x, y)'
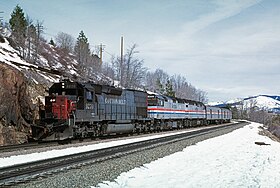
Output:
(32, 80), (232, 141)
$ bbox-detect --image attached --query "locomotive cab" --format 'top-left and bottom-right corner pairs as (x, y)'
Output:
(38, 80), (97, 140)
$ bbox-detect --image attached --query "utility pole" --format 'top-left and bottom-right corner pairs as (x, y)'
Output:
(120, 36), (124, 85)
(98, 43), (105, 64)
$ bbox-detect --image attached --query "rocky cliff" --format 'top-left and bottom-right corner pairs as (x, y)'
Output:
(0, 63), (34, 145)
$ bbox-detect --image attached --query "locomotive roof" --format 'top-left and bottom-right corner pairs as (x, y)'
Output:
(206, 105), (231, 110)
(82, 82), (123, 95)
(54, 80), (147, 96)
(53, 81), (203, 106)
(81, 82), (146, 95)
(81, 83), (95, 92)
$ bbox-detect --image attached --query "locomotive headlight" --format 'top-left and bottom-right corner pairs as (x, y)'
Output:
(50, 99), (56, 102)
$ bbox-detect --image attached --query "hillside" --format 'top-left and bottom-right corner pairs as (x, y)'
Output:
(210, 95), (280, 114)
(0, 36), (107, 145)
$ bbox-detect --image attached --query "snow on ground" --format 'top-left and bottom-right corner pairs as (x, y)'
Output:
(94, 122), (280, 188)
(0, 126), (219, 168)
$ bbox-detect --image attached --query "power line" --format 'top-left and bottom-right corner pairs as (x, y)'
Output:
(104, 50), (114, 57)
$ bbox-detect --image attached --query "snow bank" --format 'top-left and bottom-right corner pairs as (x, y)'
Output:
(94, 122), (280, 188)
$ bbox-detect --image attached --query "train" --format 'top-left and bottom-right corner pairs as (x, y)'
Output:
(32, 80), (232, 141)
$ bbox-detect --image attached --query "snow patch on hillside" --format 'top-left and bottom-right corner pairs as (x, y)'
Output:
(0, 38), (36, 70)
(209, 95), (280, 113)
(248, 96), (280, 109)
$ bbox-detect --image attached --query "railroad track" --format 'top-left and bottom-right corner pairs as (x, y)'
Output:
(0, 143), (38, 152)
(0, 121), (248, 186)
(0, 133), (143, 153)
(0, 142), (59, 153)
(0, 122), (233, 153)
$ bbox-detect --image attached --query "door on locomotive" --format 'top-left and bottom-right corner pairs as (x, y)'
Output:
(74, 83), (96, 122)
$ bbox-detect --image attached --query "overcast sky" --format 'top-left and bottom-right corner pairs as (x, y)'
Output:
(1, 0), (279, 102)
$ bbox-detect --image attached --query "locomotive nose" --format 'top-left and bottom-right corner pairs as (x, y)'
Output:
(51, 96), (76, 120)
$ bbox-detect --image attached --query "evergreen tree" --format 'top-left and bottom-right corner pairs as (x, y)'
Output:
(74, 30), (90, 64)
(9, 5), (27, 57)
(49, 38), (55, 46)
(165, 79), (175, 97)
(9, 5), (27, 36)
(74, 30), (91, 77)
(156, 78), (165, 94)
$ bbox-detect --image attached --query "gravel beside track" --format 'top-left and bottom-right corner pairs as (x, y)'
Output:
(13, 122), (247, 188)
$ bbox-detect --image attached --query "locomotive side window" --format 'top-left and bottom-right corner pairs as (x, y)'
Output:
(77, 88), (84, 109)
(86, 91), (93, 101)
(147, 96), (157, 106)
(147, 96), (164, 106)
(158, 99), (164, 106)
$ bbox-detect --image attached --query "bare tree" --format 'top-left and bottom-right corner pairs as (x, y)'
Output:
(0, 12), (5, 36)
(144, 69), (169, 94)
(144, 71), (208, 102)
(55, 32), (75, 52)
(112, 44), (147, 89)
(30, 20), (44, 63)
(25, 15), (36, 61)
(196, 89), (208, 103)
(101, 59), (115, 83)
